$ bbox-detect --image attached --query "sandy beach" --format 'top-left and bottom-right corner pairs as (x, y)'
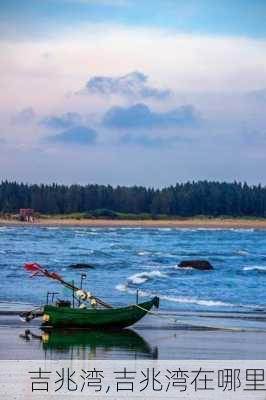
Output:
(1, 217), (266, 229)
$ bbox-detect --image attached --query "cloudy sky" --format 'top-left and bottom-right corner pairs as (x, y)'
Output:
(1, 0), (266, 186)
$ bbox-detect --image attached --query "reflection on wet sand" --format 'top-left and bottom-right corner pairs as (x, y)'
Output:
(20, 328), (158, 360)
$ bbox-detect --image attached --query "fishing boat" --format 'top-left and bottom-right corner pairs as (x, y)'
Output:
(42, 297), (159, 329)
(22, 263), (159, 330)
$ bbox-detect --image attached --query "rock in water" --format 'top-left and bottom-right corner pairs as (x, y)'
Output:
(68, 263), (95, 269)
(178, 260), (213, 271)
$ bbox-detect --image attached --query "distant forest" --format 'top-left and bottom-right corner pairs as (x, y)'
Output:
(0, 180), (266, 218)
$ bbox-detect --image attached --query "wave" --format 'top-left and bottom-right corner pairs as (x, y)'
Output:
(236, 250), (250, 256)
(75, 231), (98, 236)
(235, 248), (266, 258)
(128, 270), (167, 285)
(243, 266), (266, 273)
(137, 251), (151, 256)
(159, 295), (235, 308)
(115, 283), (128, 292)
(115, 284), (235, 308)
(175, 227), (255, 233)
(196, 228), (224, 231)
(230, 228), (255, 233)
(120, 227), (143, 230)
(172, 264), (194, 270)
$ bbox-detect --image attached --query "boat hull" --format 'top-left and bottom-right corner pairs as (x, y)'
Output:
(42, 297), (159, 329)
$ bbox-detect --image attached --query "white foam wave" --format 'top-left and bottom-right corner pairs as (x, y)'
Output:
(120, 227), (143, 230)
(236, 250), (250, 256)
(196, 228), (224, 231)
(137, 251), (150, 256)
(115, 284), (235, 308)
(230, 228), (254, 233)
(115, 283), (128, 292)
(155, 252), (176, 258)
(159, 294), (234, 307)
(172, 264), (194, 270)
(243, 265), (266, 272)
(128, 270), (167, 285)
(75, 231), (98, 236)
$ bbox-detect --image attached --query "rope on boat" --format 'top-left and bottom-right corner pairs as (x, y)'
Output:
(135, 304), (258, 332)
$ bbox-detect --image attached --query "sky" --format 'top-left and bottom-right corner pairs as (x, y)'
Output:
(0, 0), (266, 186)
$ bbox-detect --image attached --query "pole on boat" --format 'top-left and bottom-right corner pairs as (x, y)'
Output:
(72, 280), (75, 309)
(136, 289), (139, 304)
(46, 292), (58, 305)
(80, 273), (86, 290)
(24, 263), (113, 309)
(79, 273), (87, 307)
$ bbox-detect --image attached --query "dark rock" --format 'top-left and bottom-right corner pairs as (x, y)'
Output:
(178, 260), (214, 271)
(68, 263), (95, 269)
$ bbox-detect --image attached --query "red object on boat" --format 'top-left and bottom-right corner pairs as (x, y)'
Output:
(24, 263), (42, 271)
(24, 263), (62, 280)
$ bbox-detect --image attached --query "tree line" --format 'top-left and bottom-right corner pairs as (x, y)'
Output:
(0, 180), (266, 217)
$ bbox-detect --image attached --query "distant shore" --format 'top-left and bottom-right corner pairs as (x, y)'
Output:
(1, 217), (266, 228)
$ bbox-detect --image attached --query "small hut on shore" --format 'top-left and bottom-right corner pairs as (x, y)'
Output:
(19, 208), (35, 222)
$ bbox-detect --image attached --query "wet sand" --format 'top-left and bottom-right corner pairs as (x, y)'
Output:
(1, 314), (266, 360)
(1, 217), (266, 229)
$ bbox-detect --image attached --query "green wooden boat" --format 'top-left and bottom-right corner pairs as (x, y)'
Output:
(42, 297), (159, 329)
(23, 263), (160, 330)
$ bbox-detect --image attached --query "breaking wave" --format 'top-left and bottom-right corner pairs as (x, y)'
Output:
(115, 284), (235, 308)
(75, 231), (99, 236)
(128, 270), (167, 285)
(236, 250), (250, 256)
(230, 228), (255, 233)
(172, 264), (194, 270)
(137, 251), (151, 256)
(243, 266), (266, 273)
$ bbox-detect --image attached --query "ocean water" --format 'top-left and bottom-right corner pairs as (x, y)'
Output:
(0, 225), (266, 313)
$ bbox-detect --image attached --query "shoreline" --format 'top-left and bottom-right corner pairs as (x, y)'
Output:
(1, 315), (266, 360)
(1, 217), (266, 229)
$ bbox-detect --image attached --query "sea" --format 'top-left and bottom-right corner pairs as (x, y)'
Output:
(0, 225), (265, 314)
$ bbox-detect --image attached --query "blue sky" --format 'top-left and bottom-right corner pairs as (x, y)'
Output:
(0, 0), (266, 185)
(2, 0), (266, 39)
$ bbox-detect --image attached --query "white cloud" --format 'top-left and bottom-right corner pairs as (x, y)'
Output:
(1, 25), (266, 112)
(1, 25), (266, 184)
